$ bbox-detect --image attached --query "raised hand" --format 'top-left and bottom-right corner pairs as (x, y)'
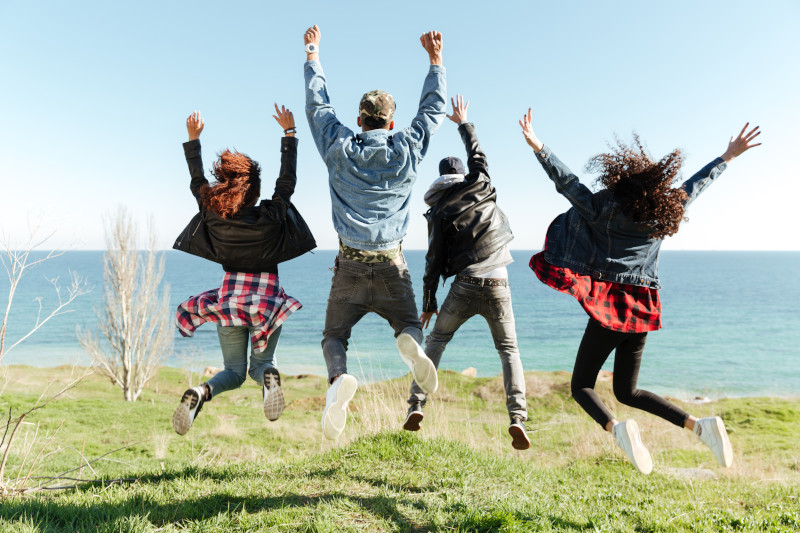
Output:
(446, 94), (469, 124)
(721, 123), (761, 162)
(519, 108), (543, 153)
(420, 31), (443, 65)
(304, 25), (320, 60)
(272, 103), (295, 137)
(186, 111), (204, 141)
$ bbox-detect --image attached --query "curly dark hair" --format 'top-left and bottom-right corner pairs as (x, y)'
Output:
(199, 149), (261, 218)
(586, 135), (688, 239)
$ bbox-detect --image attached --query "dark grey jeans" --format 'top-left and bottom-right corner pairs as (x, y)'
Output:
(322, 254), (423, 382)
(408, 280), (527, 420)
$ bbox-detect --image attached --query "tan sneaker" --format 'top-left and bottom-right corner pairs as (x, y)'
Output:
(262, 367), (285, 422)
(508, 416), (531, 450)
(172, 386), (205, 436)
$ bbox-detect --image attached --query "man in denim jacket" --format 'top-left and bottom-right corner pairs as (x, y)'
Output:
(303, 25), (446, 440)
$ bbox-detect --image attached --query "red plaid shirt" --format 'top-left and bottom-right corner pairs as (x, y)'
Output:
(176, 272), (301, 353)
(530, 252), (661, 333)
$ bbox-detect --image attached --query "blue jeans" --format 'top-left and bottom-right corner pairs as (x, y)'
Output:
(322, 254), (423, 382)
(408, 281), (527, 420)
(205, 324), (282, 398)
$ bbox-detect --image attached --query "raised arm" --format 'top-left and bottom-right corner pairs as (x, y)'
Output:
(402, 31), (446, 155)
(303, 25), (348, 159)
(681, 123), (761, 207)
(448, 95), (488, 176)
(183, 111), (208, 206)
(520, 108), (599, 219)
(270, 104), (298, 213)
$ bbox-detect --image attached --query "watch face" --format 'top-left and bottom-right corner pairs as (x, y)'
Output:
(305, 43), (317, 53)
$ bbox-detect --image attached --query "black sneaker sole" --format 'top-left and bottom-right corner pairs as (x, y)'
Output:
(509, 424), (531, 450)
(263, 369), (285, 422)
(403, 411), (424, 432)
(173, 389), (200, 436)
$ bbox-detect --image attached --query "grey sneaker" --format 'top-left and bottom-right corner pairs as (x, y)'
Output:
(321, 374), (358, 440)
(508, 416), (531, 450)
(612, 420), (653, 474)
(694, 416), (733, 467)
(172, 385), (205, 436)
(403, 402), (424, 432)
(396, 332), (438, 394)
(262, 367), (285, 422)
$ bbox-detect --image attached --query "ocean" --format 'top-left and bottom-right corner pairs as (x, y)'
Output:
(1, 250), (798, 400)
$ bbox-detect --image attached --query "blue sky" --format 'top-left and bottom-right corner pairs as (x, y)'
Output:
(1, 0), (797, 251)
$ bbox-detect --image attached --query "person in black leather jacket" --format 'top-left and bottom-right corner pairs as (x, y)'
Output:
(403, 95), (530, 450)
(172, 106), (305, 436)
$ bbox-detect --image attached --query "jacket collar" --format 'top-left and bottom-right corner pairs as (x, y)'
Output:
(355, 129), (391, 146)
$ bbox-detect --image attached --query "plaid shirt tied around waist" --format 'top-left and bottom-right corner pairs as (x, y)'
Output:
(530, 252), (661, 333)
(176, 272), (301, 353)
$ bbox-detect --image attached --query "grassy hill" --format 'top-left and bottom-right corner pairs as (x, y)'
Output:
(0, 365), (798, 532)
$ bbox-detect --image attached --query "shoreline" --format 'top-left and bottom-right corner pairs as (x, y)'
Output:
(2, 362), (797, 403)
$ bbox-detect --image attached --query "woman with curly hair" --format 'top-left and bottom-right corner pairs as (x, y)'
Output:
(519, 111), (761, 473)
(172, 105), (305, 435)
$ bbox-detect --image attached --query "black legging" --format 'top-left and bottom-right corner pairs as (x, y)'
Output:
(571, 318), (689, 428)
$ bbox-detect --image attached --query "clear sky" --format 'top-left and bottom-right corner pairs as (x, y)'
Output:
(1, 0), (797, 251)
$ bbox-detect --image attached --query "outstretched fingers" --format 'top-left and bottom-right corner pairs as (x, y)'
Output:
(272, 103), (295, 130)
(519, 108), (532, 132)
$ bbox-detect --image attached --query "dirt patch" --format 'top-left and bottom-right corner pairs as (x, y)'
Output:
(474, 378), (504, 400)
(288, 395), (326, 411)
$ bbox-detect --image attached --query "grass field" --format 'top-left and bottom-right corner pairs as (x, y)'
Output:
(0, 365), (798, 532)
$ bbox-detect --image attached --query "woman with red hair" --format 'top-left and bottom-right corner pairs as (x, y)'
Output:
(172, 105), (305, 435)
(520, 111), (760, 473)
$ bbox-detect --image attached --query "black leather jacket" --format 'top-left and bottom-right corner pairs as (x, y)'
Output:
(180, 136), (298, 273)
(422, 123), (513, 312)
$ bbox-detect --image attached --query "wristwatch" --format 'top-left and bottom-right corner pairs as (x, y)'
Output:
(305, 43), (318, 54)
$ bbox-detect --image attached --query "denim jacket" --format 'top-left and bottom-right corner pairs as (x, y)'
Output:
(305, 60), (446, 250)
(535, 146), (727, 289)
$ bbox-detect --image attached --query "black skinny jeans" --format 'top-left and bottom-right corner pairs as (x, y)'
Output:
(571, 318), (689, 429)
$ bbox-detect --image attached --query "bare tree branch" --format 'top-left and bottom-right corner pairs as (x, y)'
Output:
(0, 219), (90, 364)
(77, 208), (172, 401)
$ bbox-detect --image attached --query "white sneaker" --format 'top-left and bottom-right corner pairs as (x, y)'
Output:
(262, 367), (285, 422)
(694, 416), (733, 467)
(396, 332), (438, 394)
(172, 386), (205, 436)
(612, 420), (653, 474)
(321, 374), (358, 440)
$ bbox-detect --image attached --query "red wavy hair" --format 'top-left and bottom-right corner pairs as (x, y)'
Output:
(200, 149), (261, 218)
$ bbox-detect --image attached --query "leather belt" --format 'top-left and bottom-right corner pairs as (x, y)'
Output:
(455, 274), (508, 287)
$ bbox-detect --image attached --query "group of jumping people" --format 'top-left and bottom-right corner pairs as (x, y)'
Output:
(170, 26), (761, 474)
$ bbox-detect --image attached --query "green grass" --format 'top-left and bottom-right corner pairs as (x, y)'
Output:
(0, 366), (798, 532)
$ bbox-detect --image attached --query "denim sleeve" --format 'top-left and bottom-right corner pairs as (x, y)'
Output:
(535, 146), (599, 220)
(680, 158), (727, 208)
(400, 65), (447, 161)
(304, 60), (348, 160)
(183, 139), (208, 208)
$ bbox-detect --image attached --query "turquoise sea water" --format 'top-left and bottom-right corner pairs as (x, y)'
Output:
(1, 250), (798, 400)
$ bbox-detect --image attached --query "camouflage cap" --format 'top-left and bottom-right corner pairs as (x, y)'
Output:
(359, 90), (395, 126)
